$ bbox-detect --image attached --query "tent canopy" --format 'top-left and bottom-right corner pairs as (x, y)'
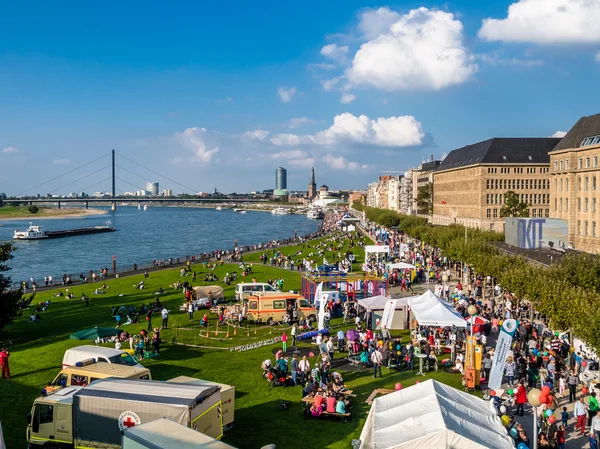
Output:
(407, 291), (467, 328)
(193, 285), (224, 299)
(358, 379), (514, 449)
(388, 262), (415, 270)
(70, 327), (121, 340)
(358, 295), (408, 312)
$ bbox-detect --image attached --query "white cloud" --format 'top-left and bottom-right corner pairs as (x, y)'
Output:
(175, 127), (219, 165)
(321, 76), (343, 92)
(289, 158), (315, 168)
(479, 53), (543, 67)
(243, 129), (269, 140)
(340, 93), (356, 104)
(277, 87), (296, 103)
(3, 146), (20, 153)
(271, 113), (425, 148)
(322, 154), (366, 171)
(287, 117), (316, 129)
(307, 62), (337, 71)
(358, 7), (401, 40)
(551, 131), (567, 138)
(346, 7), (477, 91)
(270, 133), (303, 146)
(320, 44), (349, 63)
(53, 159), (71, 164)
(479, 0), (600, 44)
(270, 149), (309, 160)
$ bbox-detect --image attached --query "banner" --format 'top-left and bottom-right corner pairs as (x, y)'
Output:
(487, 319), (518, 391)
(380, 299), (398, 330)
(316, 282), (326, 330)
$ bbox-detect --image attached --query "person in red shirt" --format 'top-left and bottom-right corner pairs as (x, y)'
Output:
(326, 394), (336, 413)
(0, 348), (10, 379)
(514, 382), (527, 416)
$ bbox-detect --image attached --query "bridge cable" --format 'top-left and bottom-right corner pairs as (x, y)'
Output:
(16, 152), (111, 196)
(47, 165), (111, 195)
(79, 175), (114, 194)
(117, 153), (198, 194)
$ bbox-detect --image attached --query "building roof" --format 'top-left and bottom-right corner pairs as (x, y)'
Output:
(420, 160), (441, 171)
(552, 113), (600, 152)
(437, 138), (560, 171)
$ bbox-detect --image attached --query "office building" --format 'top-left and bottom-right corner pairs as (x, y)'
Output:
(146, 182), (159, 196)
(273, 167), (288, 200)
(549, 113), (600, 252)
(432, 138), (559, 231)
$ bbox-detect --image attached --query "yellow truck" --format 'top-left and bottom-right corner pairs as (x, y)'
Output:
(27, 378), (223, 448)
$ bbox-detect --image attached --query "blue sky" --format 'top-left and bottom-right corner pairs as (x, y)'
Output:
(1, 0), (600, 196)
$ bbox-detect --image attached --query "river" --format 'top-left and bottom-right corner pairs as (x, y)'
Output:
(0, 206), (320, 285)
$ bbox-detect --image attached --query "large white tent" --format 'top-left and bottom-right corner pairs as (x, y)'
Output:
(358, 295), (408, 312)
(358, 379), (514, 449)
(358, 295), (410, 330)
(407, 291), (467, 328)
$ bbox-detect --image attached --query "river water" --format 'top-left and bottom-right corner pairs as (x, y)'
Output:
(0, 206), (320, 285)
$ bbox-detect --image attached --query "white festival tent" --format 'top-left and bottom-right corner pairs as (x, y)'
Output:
(358, 295), (410, 330)
(387, 262), (416, 270)
(358, 379), (514, 449)
(407, 290), (467, 328)
(358, 295), (408, 312)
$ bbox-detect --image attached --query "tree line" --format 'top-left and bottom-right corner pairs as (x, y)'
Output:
(353, 203), (600, 352)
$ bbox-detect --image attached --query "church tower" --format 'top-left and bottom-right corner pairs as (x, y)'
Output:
(308, 167), (317, 200)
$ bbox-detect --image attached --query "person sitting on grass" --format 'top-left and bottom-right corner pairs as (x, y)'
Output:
(200, 314), (208, 327)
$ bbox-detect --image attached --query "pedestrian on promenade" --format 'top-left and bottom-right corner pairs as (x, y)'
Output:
(291, 323), (297, 348)
(567, 370), (579, 403)
(575, 396), (588, 435)
(371, 346), (383, 378)
(161, 307), (169, 328)
(282, 332), (287, 353)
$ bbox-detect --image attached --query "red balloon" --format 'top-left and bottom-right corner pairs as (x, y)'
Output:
(547, 395), (554, 404)
(539, 394), (548, 404)
(582, 387), (589, 395)
(473, 325), (481, 333)
(490, 390), (496, 397)
(582, 361), (588, 367)
(548, 416), (556, 423)
(309, 352), (315, 358)
(541, 386), (551, 396)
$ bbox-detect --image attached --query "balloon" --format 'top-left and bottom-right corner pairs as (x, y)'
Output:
(508, 389), (514, 395)
(555, 332), (559, 336)
(467, 305), (478, 316)
(490, 390), (496, 397)
(543, 351), (548, 356)
(582, 387), (589, 395)
(541, 385), (551, 396)
(395, 383), (403, 391)
(501, 415), (510, 426)
(548, 415), (556, 424)
(473, 325), (481, 333)
(547, 395), (554, 404)
(527, 388), (542, 406)
(416, 380), (420, 384)
(518, 443), (529, 449)
(570, 347), (575, 352)
(500, 405), (507, 414)
(539, 394), (548, 404)
(510, 427), (518, 438)
(545, 409), (554, 417)
(309, 352), (314, 358)
(583, 361), (588, 367)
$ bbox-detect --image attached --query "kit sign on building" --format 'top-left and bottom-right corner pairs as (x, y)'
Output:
(505, 218), (569, 250)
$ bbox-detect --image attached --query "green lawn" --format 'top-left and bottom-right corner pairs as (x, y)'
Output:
(0, 232), (464, 449)
(0, 206), (87, 219)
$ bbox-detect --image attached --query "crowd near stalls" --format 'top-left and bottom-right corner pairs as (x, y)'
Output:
(353, 209), (600, 449)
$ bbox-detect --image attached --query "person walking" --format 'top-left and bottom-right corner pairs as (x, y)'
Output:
(0, 348), (10, 380)
(591, 411), (600, 446)
(371, 346), (383, 378)
(298, 355), (310, 385)
(291, 324), (297, 348)
(574, 396), (588, 436)
(514, 382), (527, 416)
(146, 309), (152, 332)
(588, 392), (600, 427)
(482, 354), (493, 382)
(282, 332), (287, 353)
(567, 370), (579, 403)
(291, 354), (298, 386)
(188, 302), (194, 322)
(161, 307), (169, 328)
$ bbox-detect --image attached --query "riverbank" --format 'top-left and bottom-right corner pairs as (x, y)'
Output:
(0, 206), (107, 221)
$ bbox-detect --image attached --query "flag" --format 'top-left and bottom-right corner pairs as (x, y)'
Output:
(488, 319), (518, 391)
(316, 282), (326, 330)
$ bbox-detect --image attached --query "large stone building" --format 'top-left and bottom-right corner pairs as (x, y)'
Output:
(412, 160), (441, 218)
(549, 113), (600, 251)
(308, 167), (317, 200)
(432, 138), (559, 231)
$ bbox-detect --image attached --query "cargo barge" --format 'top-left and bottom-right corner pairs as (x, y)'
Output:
(13, 222), (115, 240)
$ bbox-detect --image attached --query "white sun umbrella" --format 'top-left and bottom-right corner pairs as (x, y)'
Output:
(387, 262), (415, 270)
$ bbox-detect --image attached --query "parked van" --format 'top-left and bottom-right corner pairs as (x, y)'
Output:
(49, 360), (151, 389)
(62, 345), (143, 368)
(235, 282), (279, 301)
(246, 293), (317, 325)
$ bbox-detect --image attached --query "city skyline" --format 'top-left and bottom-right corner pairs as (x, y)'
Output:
(2, 1), (600, 195)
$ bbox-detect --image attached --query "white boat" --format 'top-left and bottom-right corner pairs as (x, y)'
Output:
(272, 207), (290, 215)
(239, 210), (247, 214)
(233, 208), (241, 212)
(143, 205), (148, 211)
(216, 206), (222, 211)
(13, 223), (49, 240)
(138, 204), (141, 210)
(307, 209), (324, 219)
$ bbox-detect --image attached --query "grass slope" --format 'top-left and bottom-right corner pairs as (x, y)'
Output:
(0, 233), (464, 449)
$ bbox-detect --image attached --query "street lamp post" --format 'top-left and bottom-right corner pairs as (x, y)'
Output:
(467, 305), (478, 370)
(527, 388), (542, 449)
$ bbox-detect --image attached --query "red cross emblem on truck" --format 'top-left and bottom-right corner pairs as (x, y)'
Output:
(118, 411), (141, 431)
(122, 417), (136, 428)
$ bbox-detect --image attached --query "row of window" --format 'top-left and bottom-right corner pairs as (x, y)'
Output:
(554, 175), (599, 192)
(554, 197), (598, 213)
(553, 155), (600, 171)
(577, 220), (598, 237)
(487, 167), (547, 175)
(486, 178), (548, 190)
(486, 193), (548, 205)
(581, 136), (600, 147)
(486, 208), (549, 218)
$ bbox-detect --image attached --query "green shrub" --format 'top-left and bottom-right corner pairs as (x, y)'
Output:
(27, 205), (39, 214)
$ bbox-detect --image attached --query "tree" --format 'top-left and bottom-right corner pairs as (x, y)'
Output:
(28, 205), (39, 214)
(500, 191), (529, 217)
(0, 243), (22, 336)
(416, 182), (434, 216)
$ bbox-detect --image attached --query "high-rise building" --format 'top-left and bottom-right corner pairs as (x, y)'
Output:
(146, 182), (159, 196)
(163, 188), (172, 197)
(308, 167), (317, 200)
(276, 167), (287, 190)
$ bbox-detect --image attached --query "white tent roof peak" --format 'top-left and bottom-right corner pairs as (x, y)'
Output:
(407, 291), (467, 328)
(359, 379), (514, 449)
